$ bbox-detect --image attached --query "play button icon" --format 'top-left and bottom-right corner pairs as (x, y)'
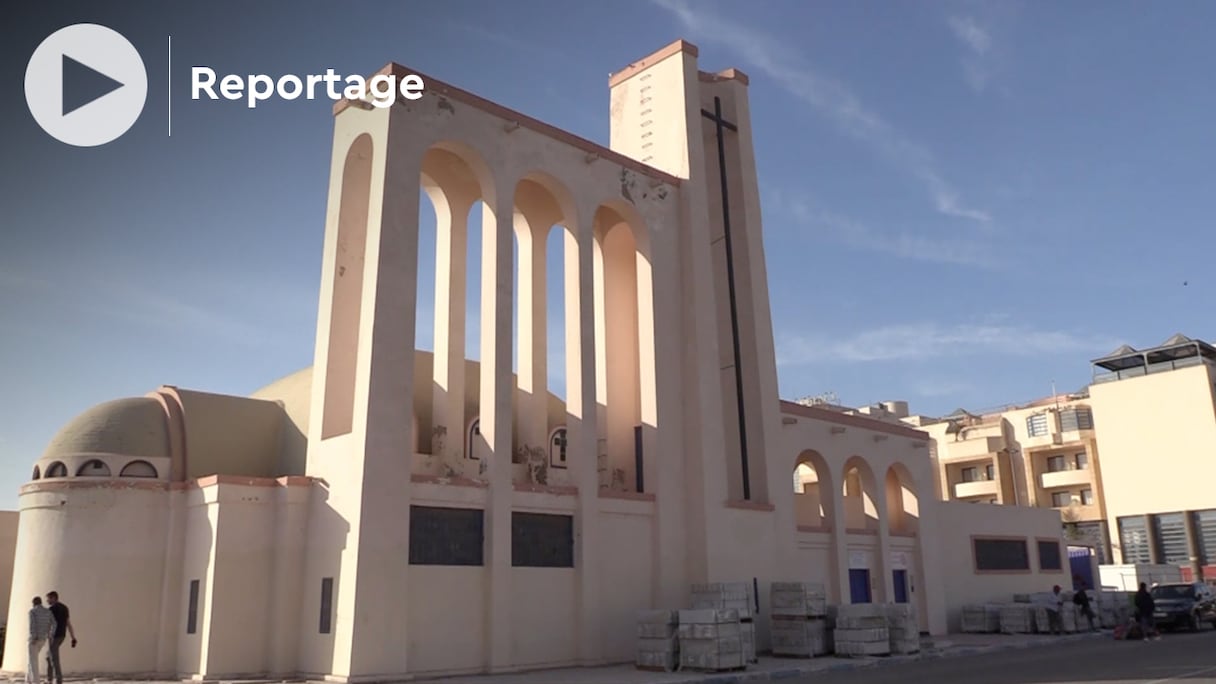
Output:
(25, 24), (147, 147)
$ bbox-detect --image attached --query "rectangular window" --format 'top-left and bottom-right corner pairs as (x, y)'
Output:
(1081, 489), (1094, 505)
(1038, 540), (1063, 571)
(1074, 453), (1089, 469)
(1051, 491), (1071, 507)
(984, 464), (995, 481)
(1059, 408), (1094, 431)
(186, 579), (200, 635)
(1153, 513), (1189, 565)
(512, 512), (574, 567)
(409, 505), (485, 566)
(1118, 516), (1152, 564)
(961, 467), (977, 483)
(319, 577), (333, 634)
(1194, 510), (1216, 566)
(1047, 455), (1066, 472)
(973, 537), (1030, 572)
(1027, 413), (1049, 437)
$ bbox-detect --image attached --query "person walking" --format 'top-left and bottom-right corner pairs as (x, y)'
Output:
(1073, 582), (1097, 631)
(26, 597), (55, 684)
(1134, 583), (1156, 642)
(44, 592), (76, 684)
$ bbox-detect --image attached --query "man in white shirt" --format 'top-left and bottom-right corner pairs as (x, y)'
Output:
(27, 597), (56, 684)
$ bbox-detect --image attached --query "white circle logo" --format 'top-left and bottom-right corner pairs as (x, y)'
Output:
(24, 23), (148, 147)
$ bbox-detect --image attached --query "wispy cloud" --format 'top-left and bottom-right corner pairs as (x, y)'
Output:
(651, 0), (992, 225)
(768, 190), (999, 268)
(912, 379), (975, 398)
(947, 15), (995, 92)
(775, 322), (1120, 366)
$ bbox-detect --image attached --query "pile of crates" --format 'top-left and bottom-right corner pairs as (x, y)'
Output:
(885, 603), (920, 654)
(690, 582), (757, 665)
(960, 604), (1003, 633)
(635, 610), (680, 671)
(770, 581), (830, 658)
(677, 609), (746, 672)
(833, 604), (891, 657)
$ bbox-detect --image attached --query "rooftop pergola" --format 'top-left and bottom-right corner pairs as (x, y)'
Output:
(1091, 334), (1216, 380)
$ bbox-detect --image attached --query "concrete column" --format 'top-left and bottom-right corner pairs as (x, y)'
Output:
(875, 491), (894, 604)
(430, 191), (471, 465)
(829, 460), (851, 604)
(514, 211), (548, 452)
(481, 188), (516, 672)
(568, 208), (603, 663)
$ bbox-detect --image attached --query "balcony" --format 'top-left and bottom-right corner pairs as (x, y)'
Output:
(1040, 468), (1092, 489)
(954, 479), (999, 499)
(942, 436), (1004, 461)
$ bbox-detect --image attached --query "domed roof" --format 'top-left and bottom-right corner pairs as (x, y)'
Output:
(42, 397), (169, 461)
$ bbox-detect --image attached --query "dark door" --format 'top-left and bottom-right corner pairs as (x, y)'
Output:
(1068, 547), (1094, 590)
(849, 569), (872, 603)
(893, 569), (909, 603)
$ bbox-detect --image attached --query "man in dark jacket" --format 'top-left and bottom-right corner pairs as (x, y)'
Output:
(45, 591), (76, 684)
(1073, 581), (1097, 631)
(1134, 583), (1156, 641)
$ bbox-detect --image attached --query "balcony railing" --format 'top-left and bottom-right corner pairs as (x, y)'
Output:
(1040, 468), (1092, 489)
(954, 479), (999, 499)
(1093, 355), (1212, 384)
(941, 435), (1004, 461)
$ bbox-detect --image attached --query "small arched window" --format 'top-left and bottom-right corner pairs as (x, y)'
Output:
(549, 427), (568, 469)
(45, 462), (68, 478)
(32, 466), (41, 481)
(76, 459), (112, 477)
(119, 460), (158, 478)
(467, 418), (480, 460)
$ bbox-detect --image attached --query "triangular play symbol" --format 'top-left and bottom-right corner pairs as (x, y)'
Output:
(62, 54), (124, 116)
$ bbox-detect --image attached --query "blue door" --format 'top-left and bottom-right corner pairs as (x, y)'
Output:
(1069, 547), (1094, 590)
(893, 569), (909, 603)
(849, 569), (872, 603)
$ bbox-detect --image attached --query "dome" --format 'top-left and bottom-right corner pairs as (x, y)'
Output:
(41, 397), (170, 461)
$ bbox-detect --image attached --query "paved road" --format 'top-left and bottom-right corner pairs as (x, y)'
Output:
(796, 631), (1216, 684)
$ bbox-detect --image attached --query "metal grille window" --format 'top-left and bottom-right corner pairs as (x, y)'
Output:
(1051, 491), (1071, 507)
(962, 467), (978, 482)
(1027, 413), (1049, 437)
(1047, 455), (1066, 472)
(512, 512), (574, 567)
(1059, 408), (1094, 431)
(1154, 513), (1189, 564)
(1193, 510), (1216, 565)
(1118, 516), (1152, 564)
(1081, 489), (1094, 505)
(409, 506), (484, 566)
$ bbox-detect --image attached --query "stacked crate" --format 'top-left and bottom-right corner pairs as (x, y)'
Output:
(999, 604), (1037, 634)
(677, 609), (745, 672)
(833, 604), (890, 657)
(961, 604), (1002, 633)
(635, 610), (679, 672)
(690, 583), (757, 664)
(770, 582), (830, 658)
(885, 603), (920, 654)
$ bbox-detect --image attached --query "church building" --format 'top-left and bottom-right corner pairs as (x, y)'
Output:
(2, 41), (1068, 681)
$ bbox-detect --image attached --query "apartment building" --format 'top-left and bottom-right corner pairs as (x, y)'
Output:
(1088, 334), (1216, 579)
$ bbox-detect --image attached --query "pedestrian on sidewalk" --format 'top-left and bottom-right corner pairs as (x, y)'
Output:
(45, 591), (76, 684)
(1073, 581), (1097, 631)
(1134, 583), (1156, 642)
(26, 597), (55, 684)
(1047, 585), (1065, 635)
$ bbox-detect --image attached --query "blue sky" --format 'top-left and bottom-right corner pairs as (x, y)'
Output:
(2, 0), (1214, 509)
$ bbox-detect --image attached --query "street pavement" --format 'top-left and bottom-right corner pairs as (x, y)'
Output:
(797, 630), (1216, 683)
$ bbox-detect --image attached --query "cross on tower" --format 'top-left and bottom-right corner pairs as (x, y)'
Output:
(701, 95), (751, 501)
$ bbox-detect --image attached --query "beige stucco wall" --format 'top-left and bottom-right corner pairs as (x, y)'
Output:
(1089, 364), (1216, 562)
(933, 500), (1069, 630)
(0, 512), (17, 628)
(175, 391), (284, 480)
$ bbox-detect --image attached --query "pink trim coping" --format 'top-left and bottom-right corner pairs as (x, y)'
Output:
(332, 64), (681, 188)
(598, 490), (656, 502)
(411, 474), (488, 489)
(514, 483), (579, 496)
(608, 39), (699, 87)
(698, 68), (750, 86)
(779, 400), (930, 440)
(797, 524), (831, 534)
(21, 474), (318, 495)
(725, 499), (776, 512)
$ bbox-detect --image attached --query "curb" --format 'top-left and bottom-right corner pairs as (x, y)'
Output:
(656, 631), (1110, 684)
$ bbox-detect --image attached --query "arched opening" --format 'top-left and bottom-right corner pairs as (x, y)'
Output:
(841, 457), (880, 532)
(467, 417), (481, 461)
(77, 459), (112, 477)
(321, 133), (373, 440)
(31, 465), (40, 481)
(793, 450), (834, 530)
(545, 225), (569, 404)
(549, 426), (568, 469)
(885, 463), (920, 536)
(119, 460), (158, 478)
(45, 461), (67, 478)
(593, 204), (654, 493)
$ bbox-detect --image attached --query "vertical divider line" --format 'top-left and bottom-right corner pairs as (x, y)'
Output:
(167, 35), (172, 137)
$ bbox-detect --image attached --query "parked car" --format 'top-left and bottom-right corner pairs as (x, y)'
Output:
(1151, 582), (1216, 631)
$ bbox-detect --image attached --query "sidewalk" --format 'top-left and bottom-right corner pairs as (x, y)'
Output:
(410, 631), (1109, 684)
